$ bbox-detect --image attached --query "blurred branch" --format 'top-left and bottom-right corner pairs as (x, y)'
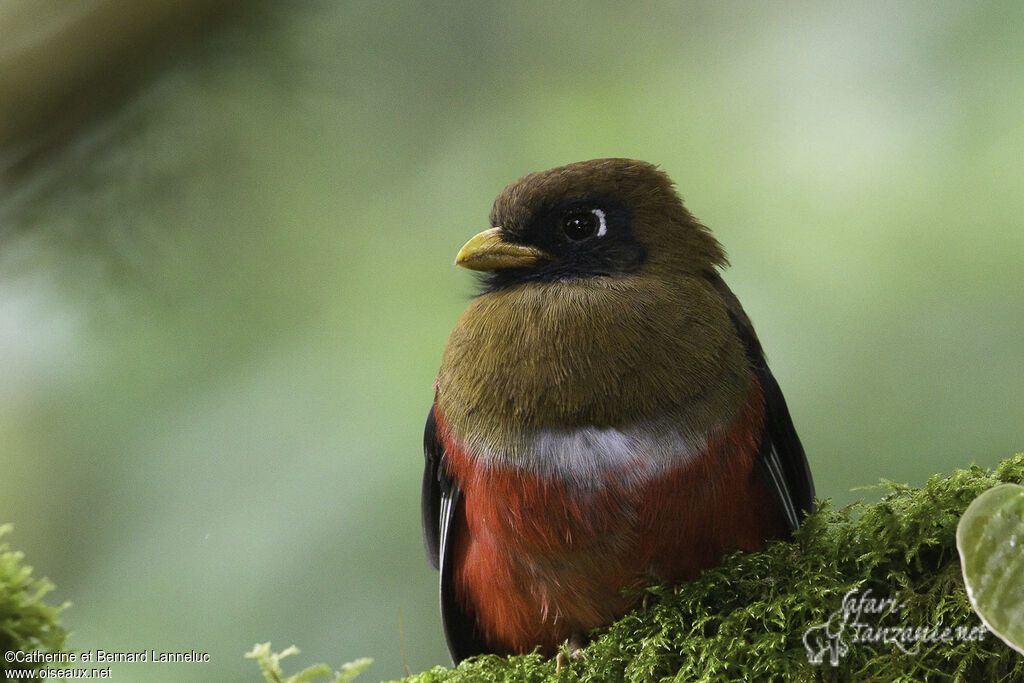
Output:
(0, 0), (241, 183)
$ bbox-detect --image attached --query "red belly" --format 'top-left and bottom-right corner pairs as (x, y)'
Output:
(440, 386), (787, 655)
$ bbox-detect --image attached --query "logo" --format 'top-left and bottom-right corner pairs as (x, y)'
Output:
(803, 588), (988, 666)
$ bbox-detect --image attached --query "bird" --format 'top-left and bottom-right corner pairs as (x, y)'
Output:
(421, 158), (814, 663)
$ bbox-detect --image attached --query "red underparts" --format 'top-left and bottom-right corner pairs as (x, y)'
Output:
(436, 383), (788, 656)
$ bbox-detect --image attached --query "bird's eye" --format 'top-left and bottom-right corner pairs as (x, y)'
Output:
(562, 208), (607, 241)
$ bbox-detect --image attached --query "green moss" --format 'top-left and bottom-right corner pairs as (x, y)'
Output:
(0, 524), (68, 674)
(246, 642), (373, 683)
(400, 455), (1024, 682)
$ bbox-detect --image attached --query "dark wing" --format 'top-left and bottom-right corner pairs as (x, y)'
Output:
(710, 275), (816, 532)
(422, 405), (491, 663)
(421, 406), (445, 569)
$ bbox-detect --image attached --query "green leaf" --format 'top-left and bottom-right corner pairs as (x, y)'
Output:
(957, 483), (1024, 654)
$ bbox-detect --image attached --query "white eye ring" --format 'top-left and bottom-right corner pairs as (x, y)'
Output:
(592, 208), (607, 237)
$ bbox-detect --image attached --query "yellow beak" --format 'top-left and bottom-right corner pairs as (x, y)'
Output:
(454, 227), (550, 271)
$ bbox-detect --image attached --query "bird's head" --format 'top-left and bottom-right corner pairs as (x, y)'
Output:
(457, 158), (727, 291)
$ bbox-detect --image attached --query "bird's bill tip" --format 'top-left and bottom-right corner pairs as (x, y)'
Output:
(455, 227), (549, 271)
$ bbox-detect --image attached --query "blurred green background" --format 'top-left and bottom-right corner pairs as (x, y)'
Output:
(0, 1), (1021, 680)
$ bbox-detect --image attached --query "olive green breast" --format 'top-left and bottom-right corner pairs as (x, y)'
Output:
(435, 273), (753, 465)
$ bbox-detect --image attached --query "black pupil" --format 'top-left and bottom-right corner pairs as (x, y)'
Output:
(563, 211), (598, 240)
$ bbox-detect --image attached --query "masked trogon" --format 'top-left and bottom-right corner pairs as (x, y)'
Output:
(421, 158), (815, 662)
